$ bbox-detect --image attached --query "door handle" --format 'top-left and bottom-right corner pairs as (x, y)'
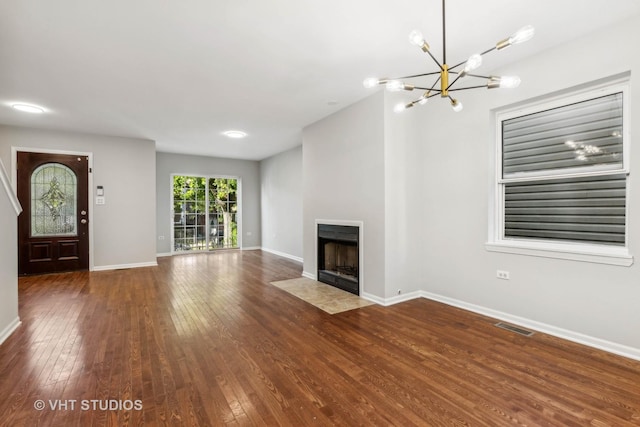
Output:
(81, 219), (87, 224)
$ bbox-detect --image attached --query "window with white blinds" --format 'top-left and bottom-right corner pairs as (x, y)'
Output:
(502, 93), (623, 178)
(493, 81), (630, 258)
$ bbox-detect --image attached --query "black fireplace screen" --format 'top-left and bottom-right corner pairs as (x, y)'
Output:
(317, 224), (359, 295)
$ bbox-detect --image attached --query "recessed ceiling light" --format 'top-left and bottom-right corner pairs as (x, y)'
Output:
(223, 130), (247, 139)
(12, 103), (46, 113)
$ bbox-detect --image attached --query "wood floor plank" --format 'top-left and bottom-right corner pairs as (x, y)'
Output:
(1, 250), (639, 426)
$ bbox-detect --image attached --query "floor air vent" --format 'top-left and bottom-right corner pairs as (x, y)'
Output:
(495, 322), (534, 337)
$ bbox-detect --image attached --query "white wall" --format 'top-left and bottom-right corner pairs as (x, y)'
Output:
(0, 157), (19, 344)
(155, 152), (261, 254)
(383, 14), (640, 354)
(383, 93), (428, 299)
(302, 91), (386, 297)
(0, 125), (157, 270)
(260, 145), (303, 261)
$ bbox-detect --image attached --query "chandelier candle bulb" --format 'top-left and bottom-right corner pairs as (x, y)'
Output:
(394, 103), (409, 113)
(408, 29), (430, 52)
(386, 80), (404, 91)
(509, 25), (536, 45)
(464, 54), (483, 72)
(362, 78), (379, 88)
(499, 76), (521, 88)
(451, 99), (463, 112)
(408, 30), (425, 46)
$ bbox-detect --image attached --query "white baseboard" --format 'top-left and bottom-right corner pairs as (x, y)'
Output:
(360, 292), (385, 305)
(242, 246), (261, 251)
(0, 317), (21, 345)
(92, 261), (158, 272)
(301, 271), (316, 280)
(261, 247), (303, 263)
(420, 290), (640, 362)
(363, 290), (421, 306)
(156, 252), (172, 258)
(353, 289), (640, 361)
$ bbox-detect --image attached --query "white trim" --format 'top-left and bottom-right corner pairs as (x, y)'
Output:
(350, 289), (640, 361)
(419, 291), (640, 362)
(362, 290), (421, 306)
(314, 219), (364, 296)
(241, 246), (261, 251)
(301, 270), (316, 280)
(485, 241), (633, 266)
(156, 252), (172, 258)
(0, 158), (21, 215)
(356, 289), (640, 361)
(0, 317), (21, 345)
(92, 261), (158, 271)
(261, 247), (303, 263)
(360, 292), (385, 305)
(501, 166), (627, 183)
(11, 147), (95, 271)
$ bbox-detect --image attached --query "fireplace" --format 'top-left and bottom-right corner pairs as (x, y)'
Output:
(317, 224), (359, 295)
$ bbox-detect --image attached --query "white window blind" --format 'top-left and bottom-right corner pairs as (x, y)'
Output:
(502, 93), (623, 177)
(500, 91), (626, 247)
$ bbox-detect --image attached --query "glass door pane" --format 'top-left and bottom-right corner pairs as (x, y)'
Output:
(172, 175), (239, 253)
(31, 163), (77, 236)
(208, 178), (238, 249)
(173, 176), (207, 252)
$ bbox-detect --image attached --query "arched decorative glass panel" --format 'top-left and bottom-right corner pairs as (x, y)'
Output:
(31, 163), (77, 236)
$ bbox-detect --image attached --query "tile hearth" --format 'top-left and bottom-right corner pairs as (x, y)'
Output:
(270, 277), (374, 314)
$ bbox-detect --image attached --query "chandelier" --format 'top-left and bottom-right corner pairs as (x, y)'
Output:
(363, 0), (534, 113)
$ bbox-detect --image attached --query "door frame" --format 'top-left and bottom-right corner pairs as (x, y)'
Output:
(11, 146), (95, 272)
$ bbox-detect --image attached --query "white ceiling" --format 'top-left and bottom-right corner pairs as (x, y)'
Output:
(1, 1), (639, 161)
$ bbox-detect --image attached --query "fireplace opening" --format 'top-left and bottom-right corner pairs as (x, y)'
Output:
(317, 224), (359, 295)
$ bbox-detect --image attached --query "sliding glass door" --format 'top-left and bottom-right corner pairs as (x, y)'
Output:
(172, 175), (239, 252)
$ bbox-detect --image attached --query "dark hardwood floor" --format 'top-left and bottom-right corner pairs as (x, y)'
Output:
(1, 250), (639, 426)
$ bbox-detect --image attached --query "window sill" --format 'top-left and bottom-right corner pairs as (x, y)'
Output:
(485, 240), (633, 266)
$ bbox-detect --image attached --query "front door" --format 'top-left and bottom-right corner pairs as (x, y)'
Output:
(17, 152), (89, 275)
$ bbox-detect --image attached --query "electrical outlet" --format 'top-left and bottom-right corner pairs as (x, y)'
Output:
(158, 235), (165, 240)
(497, 270), (510, 280)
